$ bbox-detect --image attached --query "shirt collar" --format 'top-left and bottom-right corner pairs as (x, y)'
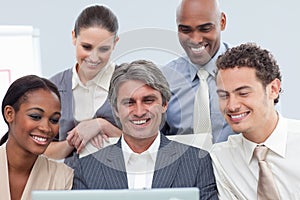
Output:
(72, 62), (115, 90)
(189, 42), (227, 82)
(264, 113), (287, 158)
(242, 136), (258, 165)
(243, 113), (287, 164)
(122, 133), (161, 165)
(72, 63), (81, 89)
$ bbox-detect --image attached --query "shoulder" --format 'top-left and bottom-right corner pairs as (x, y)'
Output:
(166, 139), (211, 162)
(285, 118), (300, 131)
(39, 155), (73, 173)
(37, 156), (74, 187)
(160, 57), (194, 86)
(161, 56), (190, 72)
(78, 144), (119, 167)
(50, 68), (73, 84)
(210, 134), (243, 160)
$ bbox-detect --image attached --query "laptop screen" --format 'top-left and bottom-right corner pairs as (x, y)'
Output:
(32, 187), (199, 200)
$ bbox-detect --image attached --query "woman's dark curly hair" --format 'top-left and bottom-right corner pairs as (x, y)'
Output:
(216, 43), (282, 104)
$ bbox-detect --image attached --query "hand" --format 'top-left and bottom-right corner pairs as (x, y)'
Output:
(90, 134), (109, 149)
(66, 118), (122, 154)
(66, 119), (103, 153)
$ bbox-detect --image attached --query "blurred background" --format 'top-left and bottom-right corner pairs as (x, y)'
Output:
(0, 0), (298, 137)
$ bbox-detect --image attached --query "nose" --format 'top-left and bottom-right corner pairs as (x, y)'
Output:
(189, 31), (203, 44)
(88, 49), (99, 62)
(226, 96), (241, 113)
(133, 102), (146, 117)
(38, 119), (52, 133)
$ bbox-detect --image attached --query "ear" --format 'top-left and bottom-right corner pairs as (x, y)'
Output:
(269, 78), (281, 100)
(72, 30), (76, 46)
(113, 36), (119, 49)
(4, 105), (15, 123)
(220, 12), (227, 31)
(113, 107), (119, 118)
(162, 102), (168, 113)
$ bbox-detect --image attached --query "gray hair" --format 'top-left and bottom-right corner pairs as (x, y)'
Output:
(108, 60), (171, 128)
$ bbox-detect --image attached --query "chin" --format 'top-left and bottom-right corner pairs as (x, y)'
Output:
(230, 125), (246, 134)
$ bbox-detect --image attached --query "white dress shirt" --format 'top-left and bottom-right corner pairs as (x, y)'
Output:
(122, 133), (160, 189)
(72, 62), (115, 121)
(210, 114), (300, 200)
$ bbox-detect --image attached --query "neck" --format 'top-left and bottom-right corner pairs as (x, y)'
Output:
(6, 140), (37, 174)
(243, 111), (279, 144)
(124, 134), (158, 154)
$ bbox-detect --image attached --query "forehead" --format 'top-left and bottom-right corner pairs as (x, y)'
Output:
(177, 0), (218, 25)
(77, 27), (115, 45)
(216, 67), (259, 90)
(20, 89), (60, 109)
(117, 80), (161, 99)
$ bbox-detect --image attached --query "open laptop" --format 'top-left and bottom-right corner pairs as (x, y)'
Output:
(32, 187), (199, 200)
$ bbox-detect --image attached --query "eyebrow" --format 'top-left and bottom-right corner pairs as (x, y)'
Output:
(217, 86), (252, 94)
(27, 107), (61, 116)
(120, 98), (134, 104)
(178, 22), (215, 29)
(120, 94), (159, 103)
(27, 107), (44, 112)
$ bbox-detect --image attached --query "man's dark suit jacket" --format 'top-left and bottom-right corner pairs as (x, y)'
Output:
(72, 134), (218, 200)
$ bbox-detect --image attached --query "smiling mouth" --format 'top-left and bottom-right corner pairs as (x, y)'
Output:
(85, 61), (101, 67)
(131, 119), (150, 125)
(31, 135), (49, 144)
(228, 112), (250, 122)
(191, 46), (205, 52)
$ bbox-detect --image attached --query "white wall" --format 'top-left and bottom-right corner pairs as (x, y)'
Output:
(0, 0), (299, 119)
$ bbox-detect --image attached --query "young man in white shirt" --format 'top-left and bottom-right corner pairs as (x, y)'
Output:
(211, 43), (300, 199)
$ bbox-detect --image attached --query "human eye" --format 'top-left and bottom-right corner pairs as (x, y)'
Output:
(122, 99), (135, 107)
(217, 91), (229, 100)
(239, 91), (249, 97)
(49, 117), (60, 124)
(82, 44), (92, 50)
(98, 46), (111, 53)
(178, 25), (192, 34)
(143, 96), (156, 104)
(28, 113), (42, 121)
(198, 24), (214, 33)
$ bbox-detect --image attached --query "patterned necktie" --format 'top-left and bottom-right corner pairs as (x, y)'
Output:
(193, 68), (212, 134)
(254, 145), (280, 200)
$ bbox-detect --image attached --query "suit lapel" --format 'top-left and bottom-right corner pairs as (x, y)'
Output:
(152, 134), (181, 188)
(102, 139), (128, 189)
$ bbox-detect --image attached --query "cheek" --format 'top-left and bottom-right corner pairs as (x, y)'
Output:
(218, 100), (227, 112)
(51, 125), (60, 136)
(115, 107), (129, 120)
(149, 104), (165, 115)
(208, 31), (220, 42)
(99, 51), (113, 61)
(178, 33), (189, 42)
(76, 47), (89, 60)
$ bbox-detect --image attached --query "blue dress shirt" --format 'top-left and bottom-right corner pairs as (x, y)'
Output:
(160, 42), (236, 143)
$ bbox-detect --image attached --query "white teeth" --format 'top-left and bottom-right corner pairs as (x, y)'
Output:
(191, 46), (205, 52)
(132, 120), (147, 125)
(85, 61), (101, 66)
(32, 135), (47, 142)
(231, 113), (247, 119)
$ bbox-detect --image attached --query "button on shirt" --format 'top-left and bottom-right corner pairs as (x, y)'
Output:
(122, 134), (160, 189)
(210, 114), (300, 199)
(72, 62), (115, 121)
(160, 42), (235, 143)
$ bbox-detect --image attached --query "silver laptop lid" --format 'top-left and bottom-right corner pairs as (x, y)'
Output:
(32, 187), (199, 200)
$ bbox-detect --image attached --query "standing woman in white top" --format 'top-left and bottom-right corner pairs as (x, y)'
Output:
(0, 75), (73, 200)
(44, 5), (122, 168)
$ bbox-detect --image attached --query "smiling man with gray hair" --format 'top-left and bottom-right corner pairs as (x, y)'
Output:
(72, 60), (218, 200)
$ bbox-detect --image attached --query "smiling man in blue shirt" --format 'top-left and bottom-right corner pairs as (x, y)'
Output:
(160, 0), (236, 145)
